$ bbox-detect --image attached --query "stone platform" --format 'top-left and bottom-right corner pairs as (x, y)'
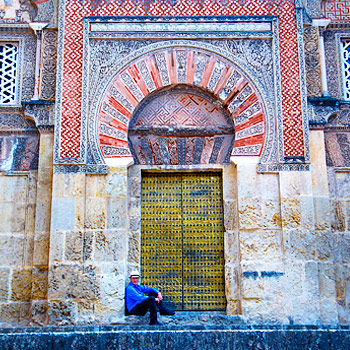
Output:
(0, 322), (349, 349)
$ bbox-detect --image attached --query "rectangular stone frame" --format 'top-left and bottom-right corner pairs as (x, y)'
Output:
(127, 163), (241, 315)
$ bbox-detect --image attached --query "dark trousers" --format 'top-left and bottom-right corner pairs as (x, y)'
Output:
(129, 290), (158, 324)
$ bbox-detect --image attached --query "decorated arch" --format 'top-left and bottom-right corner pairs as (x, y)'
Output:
(91, 46), (267, 165)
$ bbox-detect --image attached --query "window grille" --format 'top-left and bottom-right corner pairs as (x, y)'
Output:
(341, 39), (350, 101)
(0, 43), (19, 105)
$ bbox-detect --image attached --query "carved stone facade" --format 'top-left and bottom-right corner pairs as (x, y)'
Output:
(0, 0), (350, 329)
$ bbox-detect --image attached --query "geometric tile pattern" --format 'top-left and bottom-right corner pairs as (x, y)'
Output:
(0, 43), (18, 105)
(127, 90), (235, 164)
(98, 48), (265, 159)
(323, 0), (350, 21)
(59, 0), (305, 160)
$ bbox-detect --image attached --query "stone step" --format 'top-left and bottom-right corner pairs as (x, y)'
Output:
(0, 325), (349, 349)
(119, 311), (245, 326)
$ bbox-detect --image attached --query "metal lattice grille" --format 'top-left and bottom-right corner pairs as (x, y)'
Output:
(341, 39), (350, 101)
(0, 43), (18, 104)
(141, 172), (226, 311)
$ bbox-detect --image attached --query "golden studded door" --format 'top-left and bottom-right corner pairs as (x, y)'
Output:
(141, 172), (226, 311)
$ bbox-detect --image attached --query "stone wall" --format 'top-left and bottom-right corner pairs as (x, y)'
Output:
(47, 168), (129, 325)
(0, 172), (37, 326)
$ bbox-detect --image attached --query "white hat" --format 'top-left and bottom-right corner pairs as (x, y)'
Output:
(129, 270), (140, 278)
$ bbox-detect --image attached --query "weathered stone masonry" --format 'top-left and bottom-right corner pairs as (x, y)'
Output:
(0, 0), (349, 328)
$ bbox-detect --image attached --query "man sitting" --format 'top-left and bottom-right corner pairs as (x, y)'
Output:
(125, 270), (175, 325)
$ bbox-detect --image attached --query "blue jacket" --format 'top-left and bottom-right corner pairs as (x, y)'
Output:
(125, 282), (159, 312)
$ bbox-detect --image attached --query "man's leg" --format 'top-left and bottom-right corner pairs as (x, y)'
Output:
(148, 290), (175, 316)
(129, 297), (158, 324)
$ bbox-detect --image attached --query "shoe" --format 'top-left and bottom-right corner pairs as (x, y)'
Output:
(159, 307), (175, 316)
(150, 320), (162, 325)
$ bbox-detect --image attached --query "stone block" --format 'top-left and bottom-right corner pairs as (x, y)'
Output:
(0, 175), (27, 202)
(334, 233), (350, 264)
(10, 268), (32, 302)
(224, 230), (239, 264)
(261, 200), (282, 229)
(336, 172), (350, 199)
(226, 299), (241, 315)
(82, 230), (94, 262)
(279, 171), (313, 197)
(238, 197), (261, 230)
(106, 198), (127, 229)
(65, 231), (83, 262)
(0, 235), (24, 266)
(314, 231), (333, 261)
(128, 175), (141, 199)
(49, 231), (64, 262)
(51, 197), (76, 231)
(299, 196), (316, 231)
(33, 232), (50, 266)
(223, 200), (236, 231)
(347, 201), (350, 232)
(76, 300), (96, 324)
(236, 163), (259, 198)
(283, 229), (318, 261)
(0, 268), (10, 301)
(127, 230), (140, 265)
(318, 263), (338, 324)
(239, 230), (282, 262)
(280, 199), (301, 229)
(313, 196), (331, 231)
(222, 164), (236, 201)
(94, 230), (127, 262)
(31, 300), (48, 326)
(48, 263), (80, 300)
(99, 273), (125, 301)
(225, 264), (241, 300)
(0, 302), (21, 324)
(86, 174), (106, 199)
(34, 200), (52, 233)
(4, 202), (26, 233)
(105, 169), (128, 198)
(241, 273), (264, 299)
(47, 300), (77, 326)
(52, 174), (82, 199)
(32, 266), (48, 300)
(85, 198), (106, 230)
(69, 273), (101, 301)
(331, 200), (346, 232)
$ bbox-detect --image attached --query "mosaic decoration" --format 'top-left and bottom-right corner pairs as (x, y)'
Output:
(128, 89), (236, 165)
(56, 0), (307, 163)
(98, 48), (264, 162)
(0, 134), (39, 171)
(304, 27), (322, 97)
(325, 107), (350, 167)
(39, 30), (58, 101)
(323, 0), (350, 21)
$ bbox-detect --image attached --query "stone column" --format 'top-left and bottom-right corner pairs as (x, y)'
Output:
(310, 129), (338, 324)
(312, 19), (331, 97)
(47, 165), (129, 325)
(234, 157), (284, 324)
(30, 126), (54, 325)
(279, 170), (320, 324)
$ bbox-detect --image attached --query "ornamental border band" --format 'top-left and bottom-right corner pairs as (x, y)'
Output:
(125, 271), (175, 325)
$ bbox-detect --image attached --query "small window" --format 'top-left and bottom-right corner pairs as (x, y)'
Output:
(0, 43), (19, 105)
(341, 39), (350, 101)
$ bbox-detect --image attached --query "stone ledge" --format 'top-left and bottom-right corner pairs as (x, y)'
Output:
(0, 325), (349, 350)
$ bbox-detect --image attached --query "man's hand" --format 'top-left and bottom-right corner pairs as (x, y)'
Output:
(157, 292), (163, 302)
